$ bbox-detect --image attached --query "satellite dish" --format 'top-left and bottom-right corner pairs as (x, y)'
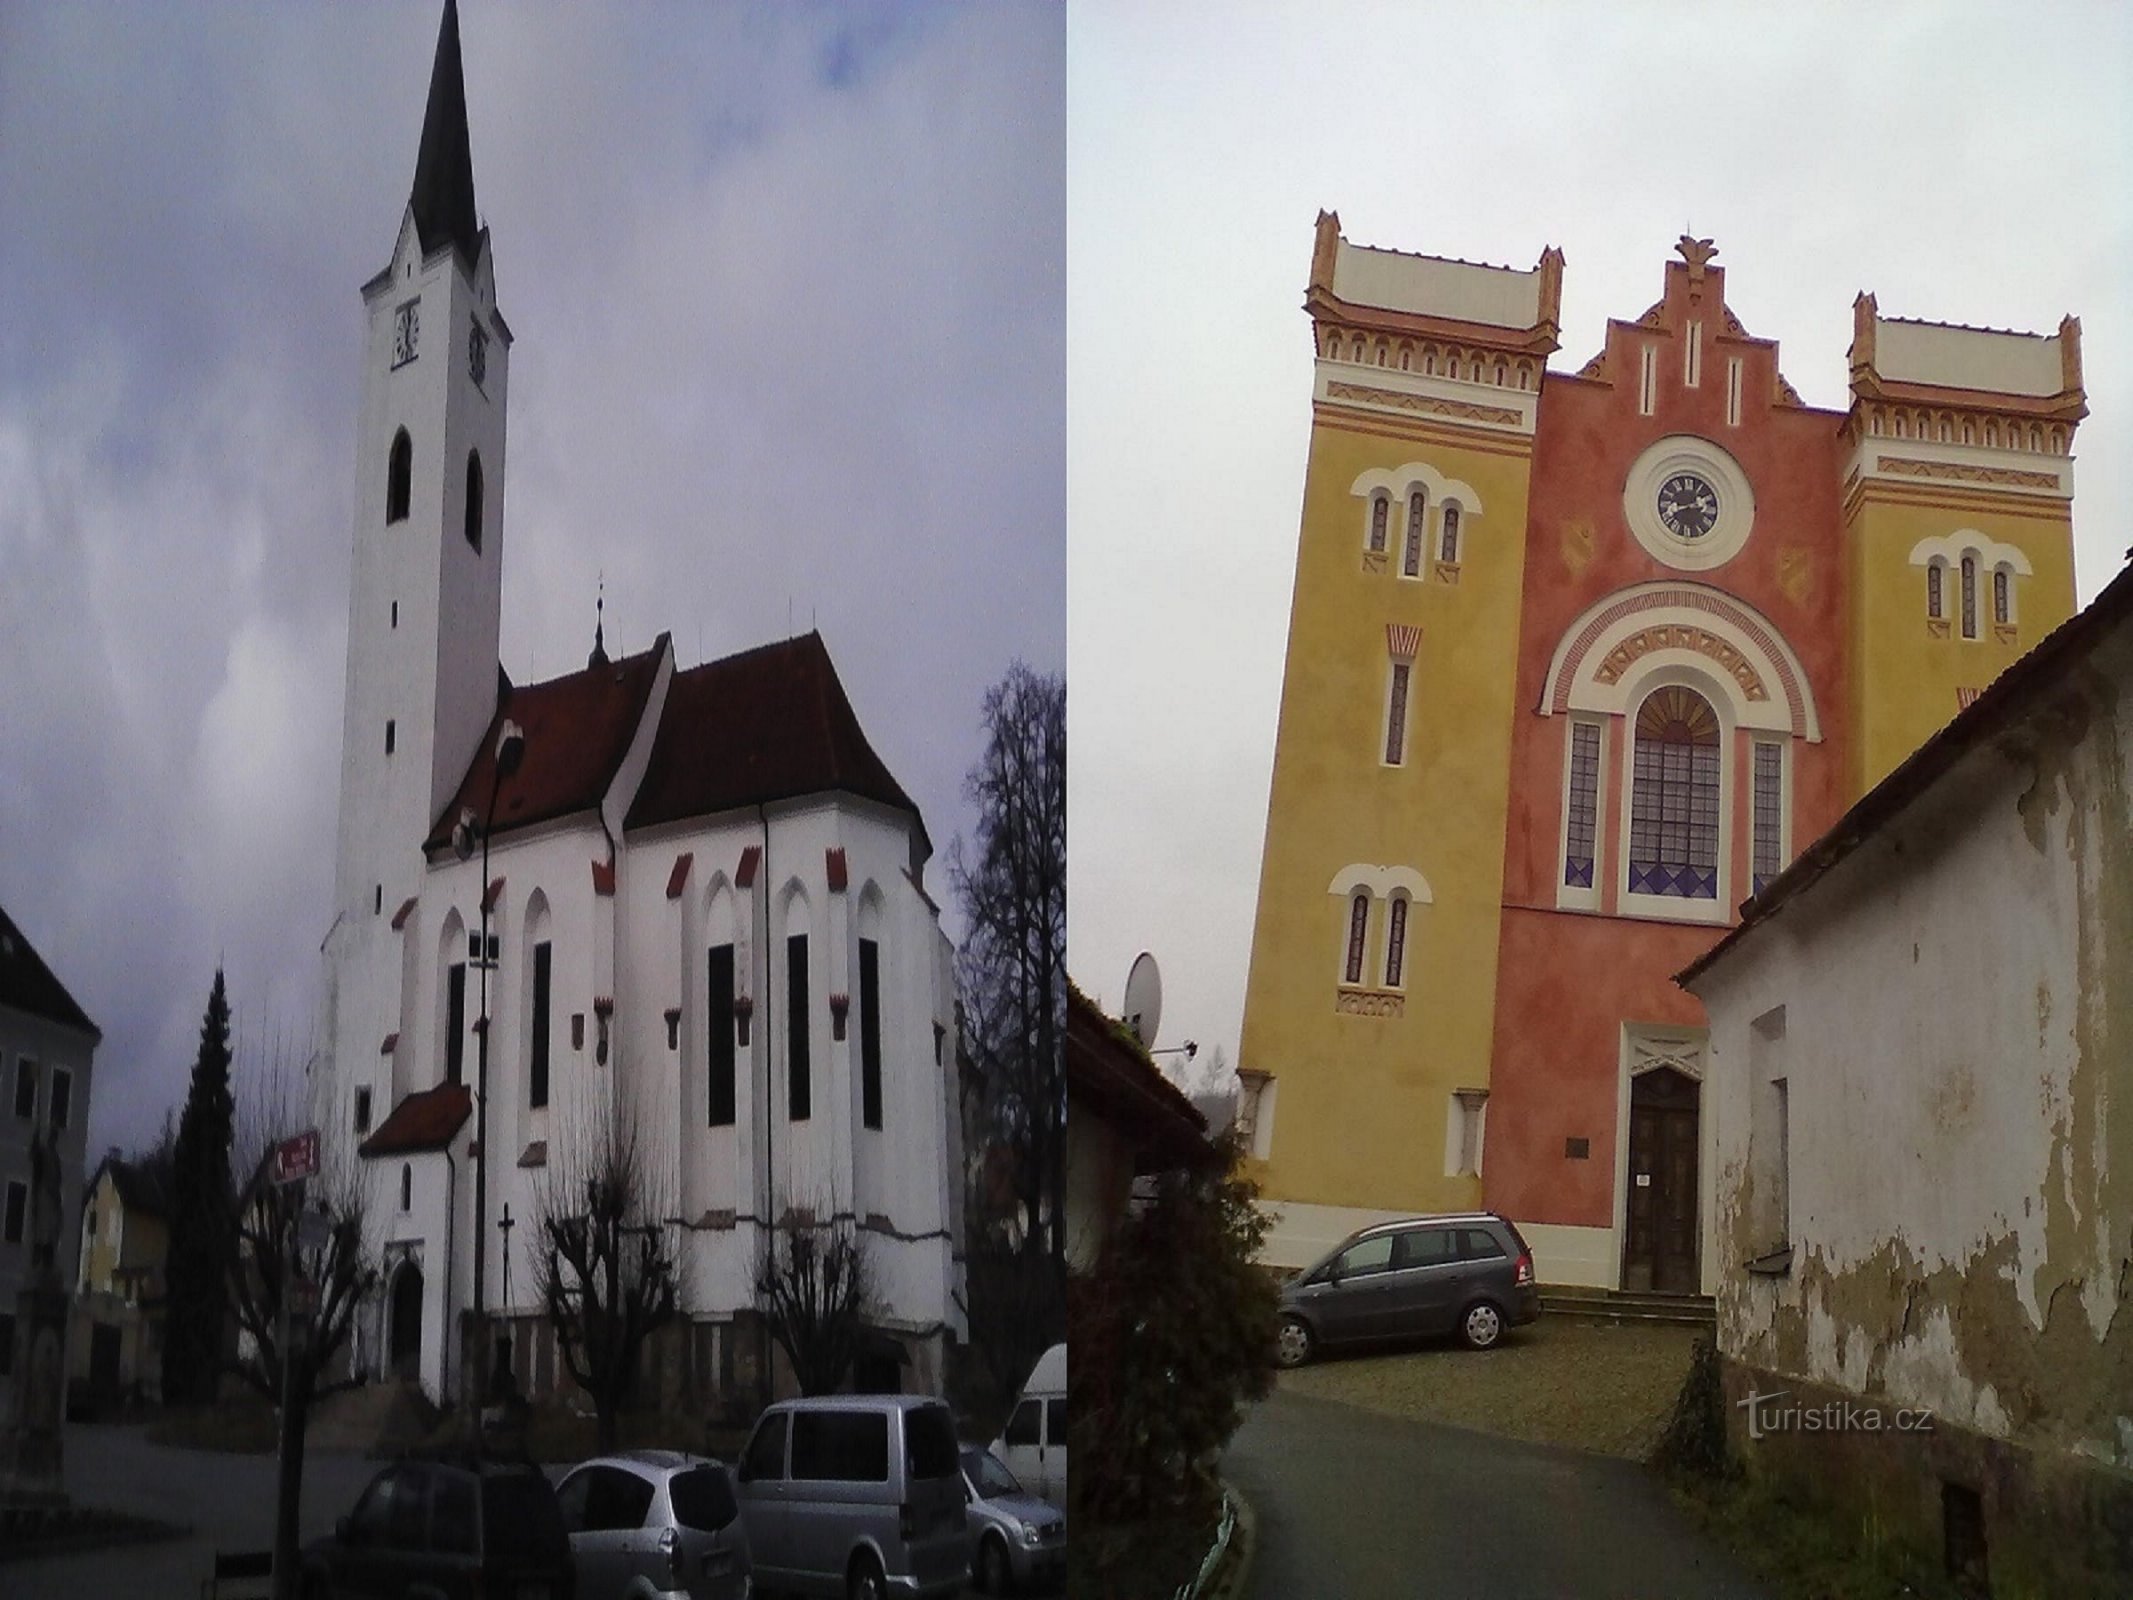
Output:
(1122, 952), (1163, 1049)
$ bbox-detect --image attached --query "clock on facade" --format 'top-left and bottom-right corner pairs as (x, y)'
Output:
(393, 300), (420, 368)
(1656, 471), (1719, 539)
(468, 320), (487, 386)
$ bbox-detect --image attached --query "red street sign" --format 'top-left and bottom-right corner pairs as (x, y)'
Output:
(272, 1129), (320, 1186)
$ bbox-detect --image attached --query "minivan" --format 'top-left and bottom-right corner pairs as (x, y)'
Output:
(990, 1343), (1065, 1510)
(734, 1394), (969, 1599)
(1276, 1212), (1539, 1365)
(555, 1449), (751, 1600)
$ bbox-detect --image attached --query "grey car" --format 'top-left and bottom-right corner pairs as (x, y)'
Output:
(959, 1447), (1065, 1595)
(555, 1450), (752, 1600)
(1275, 1211), (1541, 1366)
(734, 1394), (970, 1599)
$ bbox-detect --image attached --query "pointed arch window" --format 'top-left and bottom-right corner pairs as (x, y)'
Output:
(464, 451), (484, 552)
(387, 429), (412, 524)
(1403, 491), (1426, 577)
(1627, 686), (1721, 899)
(1440, 504), (1461, 565)
(1343, 893), (1370, 985)
(1960, 555), (1978, 639)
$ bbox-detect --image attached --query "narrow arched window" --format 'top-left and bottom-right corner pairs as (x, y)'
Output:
(400, 1163), (412, 1212)
(1963, 420), (1975, 446)
(1368, 495), (1389, 553)
(1960, 555), (1978, 639)
(1628, 686), (1721, 899)
(1440, 504), (1461, 564)
(387, 429), (412, 524)
(1344, 893), (1369, 985)
(1993, 567), (2011, 626)
(1926, 561), (1944, 621)
(1403, 492), (1426, 577)
(464, 450), (483, 552)
(2028, 425), (2041, 452)
(1495, 360), (1507, 386)
(1384, 897), (1409, 988)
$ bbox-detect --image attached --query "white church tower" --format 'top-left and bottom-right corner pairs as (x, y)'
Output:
(321, 0), (507, 1139)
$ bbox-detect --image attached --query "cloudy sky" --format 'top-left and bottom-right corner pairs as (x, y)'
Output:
(1067, 2), (2133, 1082)
(0, 2), (1063, 1156)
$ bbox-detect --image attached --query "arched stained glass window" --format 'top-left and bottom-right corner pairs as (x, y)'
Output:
(1993, 567), (2011, 626)
(1384, 897), (1409, 988)
(1344, 893), (1369, 985)
(1627, 686), (1720, 899)
(1440, 504), (1461, 564)
(1927, 562), (1944, 621)
(1368, 495), (1388, 553)
(1961, 555), (1978, 639)
(1404, 492), (1425, 577)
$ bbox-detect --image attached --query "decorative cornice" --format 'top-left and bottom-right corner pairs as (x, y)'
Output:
(1593, 623), (1769, 702)
(1385, 623), (1422, 661)
(1334, 986), (1404, 1018)
(1877, 455), (2060, 491)
(1325, 379), (1523, 427)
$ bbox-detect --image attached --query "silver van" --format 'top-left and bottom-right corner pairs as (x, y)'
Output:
(734, 1394), (970, 1599)
(555, 1449), (752, 1600)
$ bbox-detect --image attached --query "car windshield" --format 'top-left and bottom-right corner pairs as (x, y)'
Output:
(963, 1449), (1023, 1500)
(904, 1404), (960, 1479)
(669, 1466), (738, 1532)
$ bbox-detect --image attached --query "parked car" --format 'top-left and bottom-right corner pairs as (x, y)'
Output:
(959, 1446), (1065, 1595)
(302, 1454), (576, 1599)
(554, 1450), (752, 1600)
(1275, 1212), (1539, 1366)
(734, 1394), (969, 1599)
(989, 1343), (1065, 1510)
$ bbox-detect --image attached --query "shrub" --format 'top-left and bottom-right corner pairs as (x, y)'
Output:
(1652, 1334), (1736, 1481)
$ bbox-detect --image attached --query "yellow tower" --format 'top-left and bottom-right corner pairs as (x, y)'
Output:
(1236, 213), (1559, 1268)
(1841, 296), (2083, 797)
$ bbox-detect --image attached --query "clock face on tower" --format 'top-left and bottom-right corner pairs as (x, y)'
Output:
(392, 300), (420, 368)
(1656, 471), (1718, 539)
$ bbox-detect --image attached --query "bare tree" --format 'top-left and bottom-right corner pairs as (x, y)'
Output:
(531, 1086), (681, 1452)
(754, 1211), (875, 1397)
(951, 664), (1066, 1266)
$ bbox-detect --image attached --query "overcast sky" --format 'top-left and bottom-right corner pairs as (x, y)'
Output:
(0, 2), (1064, 1157)
(1067, 2), (2133, 1085)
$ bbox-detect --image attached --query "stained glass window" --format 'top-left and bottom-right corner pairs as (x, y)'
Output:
(1369, 496), (1388, 553)
(1961, 555), (1977, 639)
(1384, 897), (1408, 988)
(1926, 562), (1943, 621)
(1993, 567), (2010, 626)
(1563, 721), (1600, 888)
(1385, 662), (1410, 766)
(1752, 742), (1784, 896)
(1344, 894), (1369, 984)
(1628, 686), (1720, 899)
(1441, 504), (1460, 564)
(1404, 492), (1425, 577)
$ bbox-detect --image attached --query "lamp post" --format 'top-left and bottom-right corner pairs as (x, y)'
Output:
(454, 717), (524, 1413)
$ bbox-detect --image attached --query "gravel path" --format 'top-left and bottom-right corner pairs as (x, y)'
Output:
(1278, 1315), (1706, 1459)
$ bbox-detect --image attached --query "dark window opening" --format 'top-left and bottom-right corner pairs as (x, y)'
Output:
(49, 1068), (70, 1131)
(3, 1182), (25, 1244)
(1752, 742), (1785, 896)
(1344, 894), (1368, 985)
(529, 940), (552, 1110)
(787, 935), (811, 1120)
(1927, 562), (1944, 620)
(0, 1312), (14, 1376)
(1993, 568), (2011, 626)
(464, 451), (484, 552)
(400, 1164), (412, 1212)
(1403, 492), (1425, 577)
(387, 429), (412, 523)
(1368, 495), (1388, 553)
(354, 1087), (373, 1134)
(375, 885), (383, 915)
(1961, 555), (1978, 639)
(1383, 899), (1408, 988)
(859, 938), (883, 1130)
(1441, 503), (1461, 563)
(1564, 721), (1600, 888)
(385, 719), (396, 755)
(13, 1060), (35, 1119)
(707, 944), (736, 1127)
(446, 961), (467, 1085)
(1384, 662), (1410, 765)
(391, 601), (399, 629)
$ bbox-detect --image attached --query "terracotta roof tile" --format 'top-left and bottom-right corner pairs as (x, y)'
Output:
(0, 903), (99, 1039)
(359, 1082), (472, 1158)
(425, 639), (666, 852)
(625, 633), (925, 849)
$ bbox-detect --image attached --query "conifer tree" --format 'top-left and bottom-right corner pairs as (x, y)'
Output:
(161, 968), (236, 1405)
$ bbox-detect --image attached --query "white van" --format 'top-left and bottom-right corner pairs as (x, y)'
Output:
(991, 1342), (1066, 1510)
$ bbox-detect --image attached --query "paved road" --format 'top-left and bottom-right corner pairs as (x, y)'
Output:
(1228, 1388), (1771, 1600)
(9, 1423), (1052, 1598)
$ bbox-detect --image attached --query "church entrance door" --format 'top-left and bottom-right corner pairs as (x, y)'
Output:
(1623, 1066), (1699, 1294)
(389, 1263), (424, 1381)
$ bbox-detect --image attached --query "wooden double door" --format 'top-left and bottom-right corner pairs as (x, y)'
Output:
(1623, 1065), (1700, 1294)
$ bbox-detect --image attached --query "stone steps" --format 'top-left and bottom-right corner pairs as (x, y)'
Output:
(1541, 1287), (1716, 1329)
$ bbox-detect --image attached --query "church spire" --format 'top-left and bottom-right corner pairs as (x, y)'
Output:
(588, 578), (609, 669)
(409, 0), (482, 269)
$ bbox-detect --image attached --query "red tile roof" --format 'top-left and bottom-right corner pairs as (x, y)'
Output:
(358, 1082), (472, 1158)
(826, 847), (849, 892)
(591, 858), (616, 896)
(626, 633), (925, 848)
(425, 639), (666, 852)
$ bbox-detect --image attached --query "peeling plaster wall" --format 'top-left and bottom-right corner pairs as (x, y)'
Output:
(1694, 619), (2132, 1471)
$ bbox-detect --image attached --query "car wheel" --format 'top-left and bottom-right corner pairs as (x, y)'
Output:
(1460, 1300), (1505, 1350)
(1275, 1314), (1315, 1368)
(977, 1531), (1014, 1594)
(847, 1552), (888, 1600)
